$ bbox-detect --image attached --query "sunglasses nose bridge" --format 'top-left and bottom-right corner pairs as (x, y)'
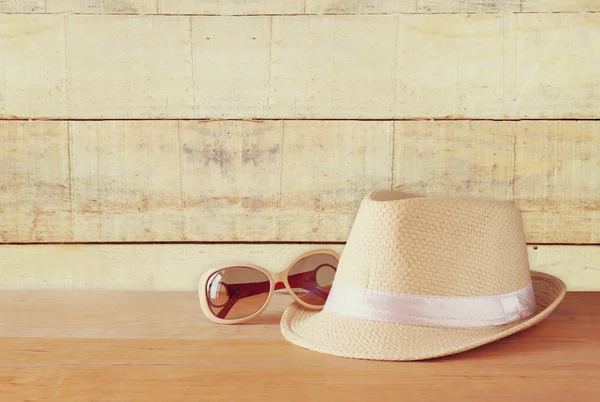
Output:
(272, 271), (288, 284)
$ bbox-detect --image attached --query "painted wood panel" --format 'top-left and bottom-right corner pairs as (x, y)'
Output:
(393, 121), (600, 244)
(1, 14), (599, 119)
(0, 122), (72, 242)
(0, 244), (345, 290)
(0, 15), (67, 119)
(513, 121), (600, 244)
(162, 0), (302, 15)
(180, 120), (392, 241)
(0, 244), (597, 290)
(305, 0), (516, 14)
(306, 0), (600, 13)
(65, 15), (194, 119)
(393, 121), (514, 200)
(180, 120), (283, 241)
(0, 120), (597, 243)
(1, 1), (597, 14)
(520, 0), (600, 12)
(277, 120), (393, 241)
(70, 121), (184, 242)
(0, 0), (45, 12)
(47, 0), (157, 13)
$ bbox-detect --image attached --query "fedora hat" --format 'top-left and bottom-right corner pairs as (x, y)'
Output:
(281, 190), (566, 360)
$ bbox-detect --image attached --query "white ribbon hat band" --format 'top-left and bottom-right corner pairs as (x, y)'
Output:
(324, 281), (537, 328)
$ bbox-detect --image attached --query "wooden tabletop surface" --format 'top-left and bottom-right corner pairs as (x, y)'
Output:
(1, 291), (599, 401)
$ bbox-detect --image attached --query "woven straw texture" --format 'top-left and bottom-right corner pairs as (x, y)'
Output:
(280, 191), (566, 360)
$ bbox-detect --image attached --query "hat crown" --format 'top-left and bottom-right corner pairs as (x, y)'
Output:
(335, 191), (532, 297)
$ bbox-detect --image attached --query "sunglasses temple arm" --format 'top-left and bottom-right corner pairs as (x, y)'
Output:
(287, 265), (335, 300)
(214, 280), (271, 319)
(295, 283), (329, 300)
(215, 294), (241, 319)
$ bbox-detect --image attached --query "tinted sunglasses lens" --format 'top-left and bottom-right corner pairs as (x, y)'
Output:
(287, 253), (338, 306)
(206, 267), (271, 320)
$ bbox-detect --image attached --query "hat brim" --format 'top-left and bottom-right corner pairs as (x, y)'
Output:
(280, 271), (566, 361)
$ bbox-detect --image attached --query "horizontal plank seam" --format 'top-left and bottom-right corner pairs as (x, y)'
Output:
(0, 241), (348, 246)
(2, 118), (600, 122)
(0, 12), (598, 16)
(0, 242), (597, 246)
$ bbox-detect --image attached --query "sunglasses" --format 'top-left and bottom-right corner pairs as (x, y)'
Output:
(198, 249), (340, 324)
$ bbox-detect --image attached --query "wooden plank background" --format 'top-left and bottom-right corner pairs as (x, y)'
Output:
(1, 14), (600, 119)
(1, 1), (599, 14)
(0, 244), (598, 291)
(1, 120), (597, 243)
(0, 4), (598, 289)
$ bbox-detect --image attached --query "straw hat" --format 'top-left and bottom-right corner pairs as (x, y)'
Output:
(281, 190), (566, 360)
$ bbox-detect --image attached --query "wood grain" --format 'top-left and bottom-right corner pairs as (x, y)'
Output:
(65, 15), (193, 119)
(0, 244), (346, 291)
(180, 120), (281, 241)
(180, 120), (392, 241)
(46, 0), (157, 13)
(0, 15), (66, 118)
(513, 121), (600, 244)
(162, 0), (302, 15)
(0, 291), (287, 339)
(305, 0), (517, 14)
(393, 121), (514, 200)
(0, 244), (597, 290)
(528, 245), (600, 291)
(520, 0), (600, 12)
(277, 121), (393, 241)
(1, 120), (597, 243)
(393, 121), (600, 244)
(0, 291), (598, 401)
(0, 0), (45, 12)
(306, 0), (600, 13)
(2, 14), (600, 119)
(70, 121), (184, 242)
(1, 363), (598, 402)
(0, 120), (393, 242)
(0, 122), (72, 243)
(1, 0), (598, 14)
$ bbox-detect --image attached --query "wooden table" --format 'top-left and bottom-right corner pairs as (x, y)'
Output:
(1, 291), (599, 401)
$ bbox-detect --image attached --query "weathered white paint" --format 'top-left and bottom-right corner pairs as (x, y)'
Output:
(1, 120), (597, 243)
(0, 244), (597, 290)
(1, 0), (597, 14)
(1, 14), (599, 119)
